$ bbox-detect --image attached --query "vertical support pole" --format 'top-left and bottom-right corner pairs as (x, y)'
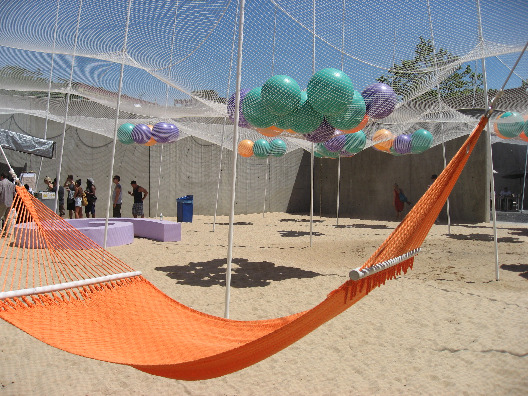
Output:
(225, 0), (246, 319)
(54, 0), (83, 215)
(309, 0), (316, 247)
(103, 0), (133, 249)
(476, 0), (499, 281)
(521, 144), (528, 213)
(263, 157), (269, 217)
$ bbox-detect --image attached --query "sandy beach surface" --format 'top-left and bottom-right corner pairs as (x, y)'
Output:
(1, 212), (527, 395)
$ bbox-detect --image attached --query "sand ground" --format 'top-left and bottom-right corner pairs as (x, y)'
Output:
(1, 212), (527, 395)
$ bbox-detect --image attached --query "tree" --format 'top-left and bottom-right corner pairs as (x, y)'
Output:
(377, 37), (483, 100)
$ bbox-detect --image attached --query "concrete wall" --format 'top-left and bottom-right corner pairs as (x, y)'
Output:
(288, 129), (491, 224)
(492, 142), (528, 210)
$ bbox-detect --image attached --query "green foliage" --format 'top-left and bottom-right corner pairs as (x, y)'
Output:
(377, 37), (483, 99)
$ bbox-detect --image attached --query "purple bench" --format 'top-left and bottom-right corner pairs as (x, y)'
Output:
(109, 218), (181, 242)
(13, 218), (181, 249)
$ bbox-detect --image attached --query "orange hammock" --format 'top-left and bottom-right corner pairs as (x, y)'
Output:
(0, 116), (488, 381)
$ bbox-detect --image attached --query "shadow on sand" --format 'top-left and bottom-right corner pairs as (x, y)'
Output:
(155, 257), (323, 288)
(278, 230), (324, 237)
(500, 263), (528, 280)
(335, 224), (390, 230)
(446, 233), (522, 243)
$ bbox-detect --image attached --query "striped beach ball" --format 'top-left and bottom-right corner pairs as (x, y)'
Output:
(131, 124), (152, 144)
(152, 122), (179, 143)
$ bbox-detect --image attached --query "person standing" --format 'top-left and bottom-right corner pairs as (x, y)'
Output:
(393, 183), (411, 220)
(84, 178), (97, 218)
(52, 178), (65, 216)
(0, 173), (15, 228)
(128, 180), (148, 218)
(112, 175), (122, 218)
(74, 179), (83, 219)
(64, 175), (75, 219)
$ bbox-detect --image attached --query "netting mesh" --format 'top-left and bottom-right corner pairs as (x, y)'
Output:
(0, 0), (527, 215)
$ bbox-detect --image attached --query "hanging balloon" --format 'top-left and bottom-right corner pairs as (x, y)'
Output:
(274, 114), (293, 131)
(144, 137), (157, 147)
(393, 134), (412, 155)
(242, 87), (276, 129)
(372, 129), (394, 152)
(494, 111), (524, 138)
(305, 119), (337, 143)
(343, 131), (366, 154)
(361, 83), (397, 119)
(323, 134), (346, 152)
(131, 124), (152, 144)
(261, 75), (302, 116)
(307, 68), (355, 116)
(326, 90), (366, 130)
(227, 89), (251, 128)
(151, 122), (179, 143)
(342, 114), (369, 134)
(411, 128), (433, 153)
(389, 145), (402, 156)
(238, 139), (254, 158)
(117, 123), (135, 144)
(256, 125), (282, 137)
(253, 139), (271, 158)
(270, 138), (287, 157)
(315, 143), (340, 158)
(288, 91), (325, 135)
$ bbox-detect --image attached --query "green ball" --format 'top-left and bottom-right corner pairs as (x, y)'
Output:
(274, 114), (293, 130)
(289, 92), (324, 134)
(253, 139), (271, 158)
(118, 123), (135, 144)
(315, 143), (339, 158)
(261, 75), (302, 116)
(497, 111), (524, 138)
(270, 138), (287, 157)
(343, 131), (366, 154)
(411, 129), (433, 154)
(307, 68), (355, 116)
(326, 90), (366, 130)
(242, 87), (276, 128)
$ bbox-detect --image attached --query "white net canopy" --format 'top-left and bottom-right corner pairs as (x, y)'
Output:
(0, 0), (527, 215)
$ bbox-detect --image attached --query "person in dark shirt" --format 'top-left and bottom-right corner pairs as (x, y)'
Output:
(128, 180), (148, 218)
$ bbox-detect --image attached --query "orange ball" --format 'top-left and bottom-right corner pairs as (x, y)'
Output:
(256, 125), (282, 137)
(373, 129), (394, 152)
(342, 114), (369, 134)
(143, 137), (156, 146)
(238, 139), (254, 157)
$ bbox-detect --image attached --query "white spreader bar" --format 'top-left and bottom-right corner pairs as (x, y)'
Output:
(349, 248), (421, 281)
(0, 271), (142, 300)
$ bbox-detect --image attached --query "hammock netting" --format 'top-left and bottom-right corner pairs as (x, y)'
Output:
(0, 115), (488, 380)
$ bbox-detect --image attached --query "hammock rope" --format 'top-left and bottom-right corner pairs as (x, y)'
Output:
(0, 112), (489, 380)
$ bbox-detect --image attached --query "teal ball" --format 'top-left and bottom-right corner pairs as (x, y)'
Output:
(242, 87), (276, 129)
(117, 123), (135, 144)
(307, 68), (355, 116)
(253, 139), (271, 158)
(261, 75), (302, 116)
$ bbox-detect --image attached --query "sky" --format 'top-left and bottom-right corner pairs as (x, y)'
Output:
(0, 0), (527, 105)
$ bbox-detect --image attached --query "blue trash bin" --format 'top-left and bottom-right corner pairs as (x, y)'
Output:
(176, 195), (193, 222)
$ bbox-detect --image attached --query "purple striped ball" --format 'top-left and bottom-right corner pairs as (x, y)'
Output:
(323, 133), (346, 152)
(305, 119), (336, 143)
(152, 122), (179, 143)
(131, 124), (152, 144)
(393, 134), (412, 154)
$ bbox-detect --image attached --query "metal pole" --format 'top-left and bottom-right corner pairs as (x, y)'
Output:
(476, 0), (499, 281)
(426, 0), (451, 234)
(103, 0), (133, 249)
(54, 0), (83, 215)
(37, 0), (61, 184)
(225, 0), (246, 319)
(155, 144), (164, 218)
(521, 144), (528, 213)
(336, 156), (341, 226)
(309, 0), (316, 247)
(263, 157), (269, 217)
(213, 3), (240, 232)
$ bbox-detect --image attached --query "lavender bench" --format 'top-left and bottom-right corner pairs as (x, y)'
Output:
(108, 218), (181, 242)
